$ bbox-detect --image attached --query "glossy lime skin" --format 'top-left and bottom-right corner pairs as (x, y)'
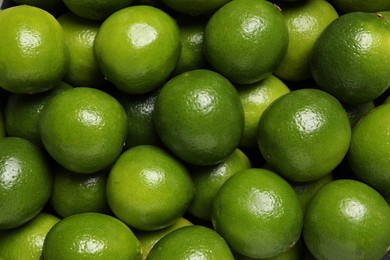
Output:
(348, 103), (390, 197)
(0, 137), (52, 230)
(161, 0), (231, 16)
(94, 6), (181, 94)
(40, 87), (127, 174)
(188, 148), (251, 221)
(303, 179), (390, 260)
(0, 213), (60, 259)
(204, 0), (288, 84)
(310, 12), (390, 105)
(5, 82), (72, 147)
(43, 213), (142, 260)
(257, 88), (351, 182)
(106, 145), (194, 231)
(147, 225), (234, 259)
(212, 168), (303, 259)
(50, 166), (109, 218)
(154, 69), (244, 166)
(0, 5), (68, 94)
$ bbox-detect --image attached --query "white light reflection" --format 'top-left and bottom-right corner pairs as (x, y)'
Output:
(128, 23), (157, 48)
(0, 158), (21, 189)
(342, 199), (367, 221)
(294, 109), (324, 134)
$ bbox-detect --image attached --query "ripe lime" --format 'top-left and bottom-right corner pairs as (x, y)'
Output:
(0, 213), (60, 259)
(273, 0), (339, 82)
(40, 87), (127, 174)
(0, 5), (68, 94)
(257, 88), (351, 182)
(303, 179), (390, 259)
(42, 213), (142, 259)
(348, 103), (390, 197)
(204, 0), (288, 84)
(237, 75), (290, 148)
(50, 165), (109, 218)
(188, 148), (251, 221)
(310, 12), (390, 105)
(62, 0), (133, 21)
(161, 0), (230, 16)
(134, 217), (193, 259)
(106, 145), (194, 231)
(0, 137), (52, 230)
(146, 225), (234, 259)
(154, 69), (244, 166)
(5, 82), (72, 147)
(58, 13), (106, 88)
(212, 168), (303, 258)
(94, 6), (181, 94)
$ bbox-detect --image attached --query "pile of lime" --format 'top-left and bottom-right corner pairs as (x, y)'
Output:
(1, 0), (390, 259)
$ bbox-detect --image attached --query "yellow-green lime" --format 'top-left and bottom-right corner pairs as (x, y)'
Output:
(0, 5), (68, 94)
(134, 217), (193, 259)
(257, 88), (351, 182)
(162, 0), (231, 16)
(328, 0), (390, 13)
(188, 148), (251, 221)
(236, 74), (290, 148)
(62, 0), (134, 21)
(0, 212), (60, 260)
(0, 137), (52, 230)
(50, 165), (109, 218)
(106, 145), (194, 231)
(58, 13), (106, 88)
(273, 0), (339, 82)
(310, 12), (390, 105)
(303, 179), (390, 259)
(42, 213), (142, 259)
(212, 168), (303, 258)
(5, 81), (72, 147)
(40, 87), (127, 174)
(146, 225), (234, 259)
(94, 6), (181, 94)
(154, 69), (244, 166)
(348, 103), (390, 197)
(204, 0), (288, 84)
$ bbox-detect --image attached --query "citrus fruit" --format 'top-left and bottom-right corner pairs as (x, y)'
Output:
(0, 212), (60, 260)
(273, 0), (339, 82)
(173, 15), (209, 75)
(58, 12), (106, 88)
(0, 137), (52, 230)
(106, 145), (194, 231)
(203, 0), (288, 84)
(115, 89), (161, 148)
(154, 69), (244, 166)
(161, 0), (231, 16)
(343, 101), (375, 127)
(42, 213), (142, 259)
(50, 165), (109, 218)
(236, 74), (290, 148)
(146, 225), (234, 259)
(303, 179), (390, 260)
(134, 217), (193, 259)
(188, 148), (251, 221)
(212, 168), (303, 258)
(12, 0), (67, 15)
(348, 103), (390, 197)
(62, 0), (133, 21)
(5, 81), (72, 147)
(40, 87), (127, 174)
(257, 88), (351, 182)
(328, 0), (390, 13)
(0, 5), (68, 94)
(310, 12), (390, 105)
(94, 5), (181, 94)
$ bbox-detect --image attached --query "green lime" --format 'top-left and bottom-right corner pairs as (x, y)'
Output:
(212, 168), (303, 258)
(204, 0), (288, 84)
(0, 5), (68, 94)
(303, 179), (390, 259)
(0, 137), (52, 230)
(154, 69), (244, 166)
(257, 88), (351, 182)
